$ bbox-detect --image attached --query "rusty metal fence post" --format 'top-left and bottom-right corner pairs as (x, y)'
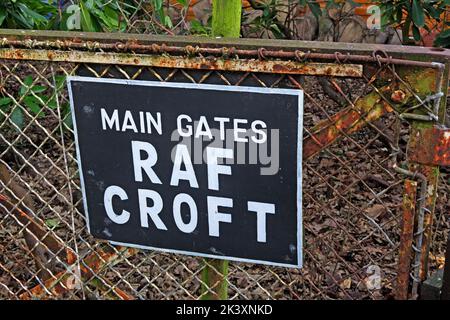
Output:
(396, 179), (417, 300)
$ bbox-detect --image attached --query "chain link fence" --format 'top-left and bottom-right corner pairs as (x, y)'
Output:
(0, 30), (449, 300)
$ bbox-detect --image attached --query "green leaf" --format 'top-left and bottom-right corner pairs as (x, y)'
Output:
(18, 4), (47, 23)
(326, 0), (338, 9)
(80, 2), (98, 32)
(426, 6), (442, 20)
(402, 16), (413, 44)
(0, 7), (6, 26)
(55, 75), (67, 90)
(347, 0), (361, 8)
(190, 20), (210, 35)
(434, 29), (450, 48)
(85, 0), (95, 10)
(395, 6), (403, 23)
(308, 2), (322, 18)
(153, 0), (163, 10)
(91, 5), (120, 31)
(176, 0), (188, 7)
(31, 85), (46, 94)
(45, 218), (60, 229)
(164, 16), (173, 28)
(0, 97), (12, 108)
(411, 0), (425, 27)
(10, 11), (33, 29)
(19, 86), (28, 97)
(437, 29), (450, 39)
(24, 75), (33, 86)
(270, 23), (283, 38)
(23, 96), (43, 116)
(10, 107), (24, 129)
(103, 6), (120, 26)
(63, 111), (73, 129)
(46, 97), (57, 110)
(412, 25), (421, 41)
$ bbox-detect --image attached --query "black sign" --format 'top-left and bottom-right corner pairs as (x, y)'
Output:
(68, 76), (303, 268)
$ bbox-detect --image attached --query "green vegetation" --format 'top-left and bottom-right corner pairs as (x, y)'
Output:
(0, 0), (136, 32)
(0, 1), (447, 47)
(0, 0), (57, 29)
(0, 75), (71, 130)
(380, 0), (449, 47)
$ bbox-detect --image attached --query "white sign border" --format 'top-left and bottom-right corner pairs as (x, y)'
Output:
(67, 76), (304, 269)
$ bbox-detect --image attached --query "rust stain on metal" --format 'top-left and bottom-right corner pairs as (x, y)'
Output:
(415, 164), (440, 281)
(391, 90), (406, 103)
(0, 48), (25, 60)
(153, 55), (362, 77)
(80, 245), (138, 278)
(396, 179), (417, 300)
(303, 91), (391, 160)
(19, 270), (78, 300)
(303, 66), (440, 160)
(407, 126), (450, 166)
(88, 277), (135, 300)
(20, 245), (137, 300)
(47, 51), (54, 60)
(0, 48), (363, 77)
(66, 249), (77, 265)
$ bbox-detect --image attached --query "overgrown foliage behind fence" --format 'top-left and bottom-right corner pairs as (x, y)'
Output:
(2, 1), (449, 46)
(0, 30), (449, 300)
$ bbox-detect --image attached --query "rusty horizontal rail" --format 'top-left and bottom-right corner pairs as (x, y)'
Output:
(0, 36), (447, 70)
(1, 29), (449, 63)
(0, 48), (363, 77)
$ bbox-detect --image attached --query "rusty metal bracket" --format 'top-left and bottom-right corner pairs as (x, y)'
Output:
(407, 126), (450, 167)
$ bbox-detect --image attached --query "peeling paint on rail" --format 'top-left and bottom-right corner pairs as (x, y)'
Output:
(0, 48), (363, 77)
